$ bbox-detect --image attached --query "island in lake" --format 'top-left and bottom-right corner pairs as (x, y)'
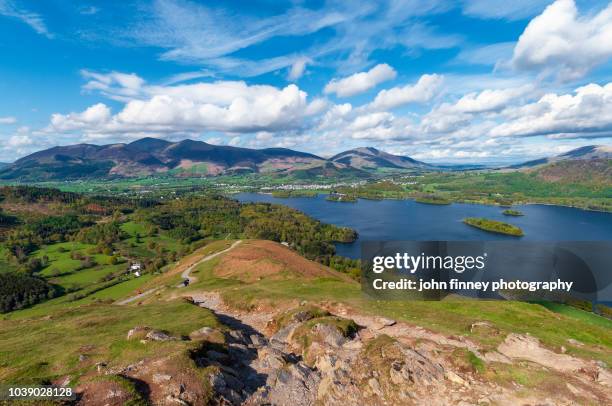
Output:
(415, 195), (452, 205)
(463, 217), (524, 236)
(503, 209), (524, 216)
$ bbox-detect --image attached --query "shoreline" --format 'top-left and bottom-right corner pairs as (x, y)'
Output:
(235, 191), (612, 214)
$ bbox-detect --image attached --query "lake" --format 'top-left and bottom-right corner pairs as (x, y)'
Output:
(234, 193), (612, 259)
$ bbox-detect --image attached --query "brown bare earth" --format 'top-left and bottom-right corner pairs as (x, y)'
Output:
(214, 240), (354, 283)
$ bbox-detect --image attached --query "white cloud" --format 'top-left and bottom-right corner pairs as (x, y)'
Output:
(81, 70), (147, 102)
(370, 74), (443, 110)
(348, 112), (394, 131)
(512, 0), (612, 80)
(0, 0), (52, 38)
(437, 85), (534, 114)
(50, 103), (112, 132)
(0, 116), (17, 124)
(288, 57), (311, 81)
(47, 79), (319, 137)
(0, 126), (39, 161)
(491, 82), (612, 138)
(324, 64), (397, 98)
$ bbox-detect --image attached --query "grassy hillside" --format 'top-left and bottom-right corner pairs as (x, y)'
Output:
(1, 238), (611, 405)
(175, 241), (611, 364)
(531, 159), (612, 184)
(0, 300), (219, 384)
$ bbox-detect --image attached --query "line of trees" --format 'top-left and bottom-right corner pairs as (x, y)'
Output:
(0, 272), (57, 313)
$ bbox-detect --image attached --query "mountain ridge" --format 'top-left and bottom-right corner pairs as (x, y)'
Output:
(1, 139), (610, 182)
(508, 145), (612, 169)
(330, 146), (433, 170)
(1, 137), (334, 181)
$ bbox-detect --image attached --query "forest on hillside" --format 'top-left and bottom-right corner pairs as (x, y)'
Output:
(0, 186), (358, 312)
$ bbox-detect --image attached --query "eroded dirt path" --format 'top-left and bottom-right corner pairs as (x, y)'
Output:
(115, 287), (161, 305)
(177, 240), (242, 287)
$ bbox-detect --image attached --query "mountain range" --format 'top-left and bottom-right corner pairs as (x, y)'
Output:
(0, 138), (610, 182)
(0, 138), (428, 181)
(508, 145), (612, 169)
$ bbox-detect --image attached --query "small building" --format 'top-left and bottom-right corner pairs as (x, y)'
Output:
(281, 242), (290, 247)
(129, 263), (142, 272)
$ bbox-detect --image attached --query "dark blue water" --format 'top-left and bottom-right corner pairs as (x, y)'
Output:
(234, 193), (612, 258)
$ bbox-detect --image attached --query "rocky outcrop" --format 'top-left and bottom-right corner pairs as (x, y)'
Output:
(191, 299), (449, 406)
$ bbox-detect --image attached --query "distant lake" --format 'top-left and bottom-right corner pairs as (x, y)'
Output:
(234, 193), (612, 259)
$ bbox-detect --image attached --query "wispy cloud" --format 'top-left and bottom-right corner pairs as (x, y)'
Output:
(0, 116), (17, 124)
(461, 0), (550, 21)
(452, 42), (515, 67)
(0, 0), (52, 38)
(126, 0), (458, 77)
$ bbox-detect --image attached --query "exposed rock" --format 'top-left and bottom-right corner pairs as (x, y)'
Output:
(469, 321), (498, 334)
(257, 347), (286, 370)
(272, 322), (299, 343)
(445, 370), (468, 386)
(481, 350), (512, 364)
(312, 323), (346, 347)
(165, 395), (189, 405)
(126, 326), (151, 340)
(373, 317), (396, 330)
(498, 333), (585, 372)
(57, 376), (71, 387)
(228, 329), (251, 345)
(153, 373), (172, 384)
(247, 362), (321, 406)
(314, 354), (339, 374)
(249, 334), (268, 348)
(567, 338), (585, 347)
(368, 377), (383, 396)
(293, 310), (317, 323)
(597, 366), (612, 386)
(566, 383), (582, 396)
(145, 330), (176, 342)
(189, 326), (218, 341)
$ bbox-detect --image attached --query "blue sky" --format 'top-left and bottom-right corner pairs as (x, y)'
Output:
(1, 0), (612, 163)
